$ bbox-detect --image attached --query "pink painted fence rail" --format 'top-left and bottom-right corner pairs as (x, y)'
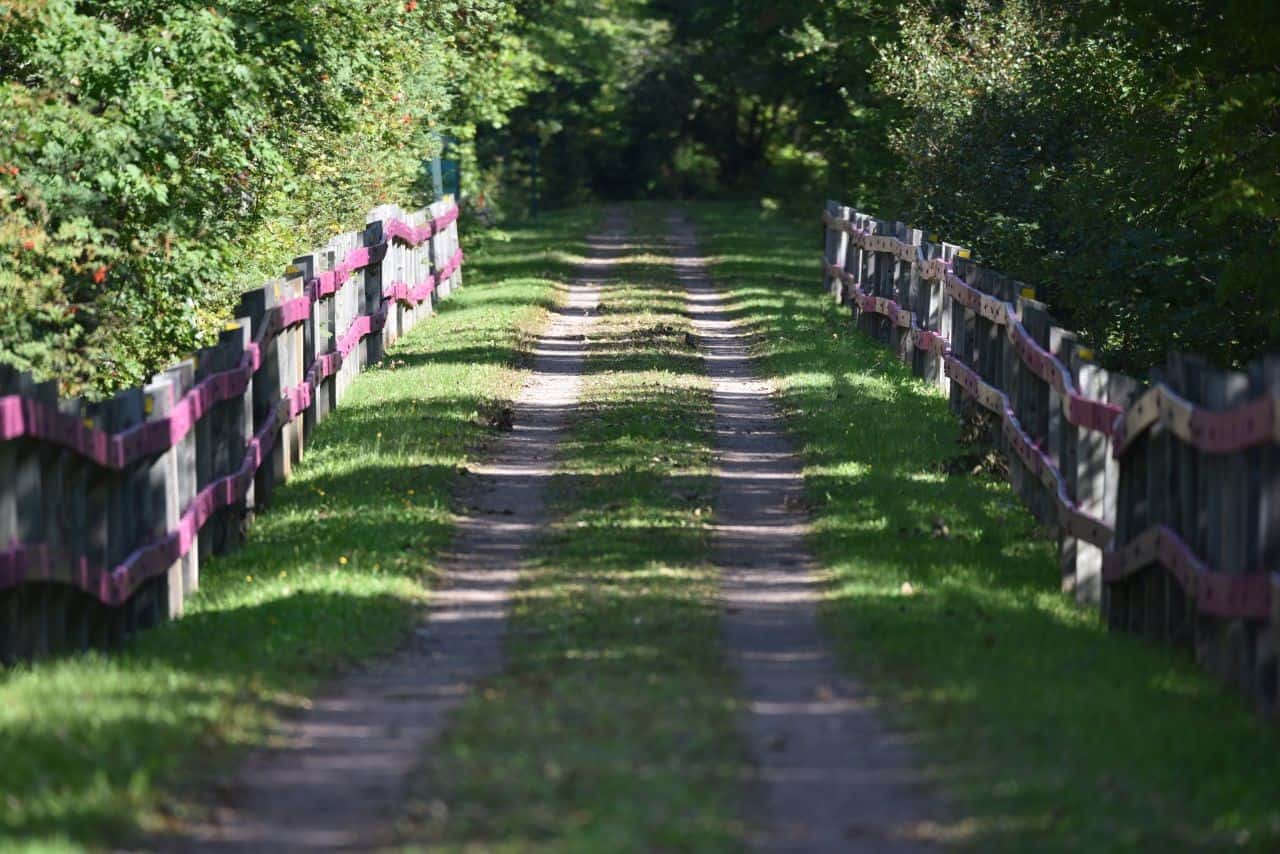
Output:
(822, 201), (1280, 718)
(0, 199), (464, 662)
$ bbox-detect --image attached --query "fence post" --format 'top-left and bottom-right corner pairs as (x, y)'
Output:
(0, 367), (17, 663)
(1071, 353), (1108, 604)
(888, 221), (911, 361)
(143, 370), (183, 620)
(363, 218), (386, 368)
(28, 375), (60, 658)
(329, 234), (353, 404)
(429, 201), (449, 301)
(1016, 292), (1053, 524)
(847, 212), (866, 328)
(1256, 357), (1280, 715)
(445, 200), (462, 293)
(911, 230), (939, 384)
(237, 285), (283, 511)
(1, 369), (46, 661)
(99, 387), (146, 644)
(167, 360), (198, 614)
(822, 200), (839, 299)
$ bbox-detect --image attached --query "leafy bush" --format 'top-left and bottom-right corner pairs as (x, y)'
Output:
(875, 0), (1277, 371)
(1, 0), (524, 394)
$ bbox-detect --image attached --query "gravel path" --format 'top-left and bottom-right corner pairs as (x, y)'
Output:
(169, 214), (622, 852)
(669, 213), (948, 852)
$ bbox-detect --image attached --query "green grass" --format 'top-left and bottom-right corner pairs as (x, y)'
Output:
(400, 204), (748, 851)
(687, 201), (1280, 851)
(0, 207), (596, 852)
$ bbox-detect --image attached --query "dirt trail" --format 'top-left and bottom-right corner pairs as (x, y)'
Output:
(169, 214), (624, 852)
(669, 213), (947, 852)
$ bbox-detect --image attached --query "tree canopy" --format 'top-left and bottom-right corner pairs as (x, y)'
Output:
(2, 0), (1276, 389)
(479, 0), (1278, 371)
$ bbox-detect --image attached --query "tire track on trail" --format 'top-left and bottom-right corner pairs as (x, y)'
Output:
(668, 212), (949, 852)
(169, 212), (622, 852)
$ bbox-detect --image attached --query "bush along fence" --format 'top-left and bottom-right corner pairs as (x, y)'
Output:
(0, 199), (464, 664)
(822, 201), (1279, 717)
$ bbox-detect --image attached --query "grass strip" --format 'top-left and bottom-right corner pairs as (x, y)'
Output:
(0, 208), (595, 853)
(401, 204), (748, 851)
(688, 200), (1280, 851)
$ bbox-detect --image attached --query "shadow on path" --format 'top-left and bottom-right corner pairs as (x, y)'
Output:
(165, 214), (631, 852)
(670, 212), (953, 852)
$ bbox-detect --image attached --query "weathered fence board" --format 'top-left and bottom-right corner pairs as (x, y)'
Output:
(822, 202), (1278, 718)
(0, 200), (464, 664)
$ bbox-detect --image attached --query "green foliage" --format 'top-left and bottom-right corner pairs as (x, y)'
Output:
(0, 0), (526, 394)
(480, 0), (902, 210)
(482, 0), (1277, 368)
(875, 0), (1279, 370)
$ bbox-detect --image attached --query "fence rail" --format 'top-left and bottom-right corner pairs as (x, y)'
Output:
(822, 201), (1279, 717)
(0, 198), (464, 663)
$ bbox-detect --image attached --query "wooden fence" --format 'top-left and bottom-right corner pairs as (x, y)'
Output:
(0, 199), (464, 664)
(822, 201), (1279, 717)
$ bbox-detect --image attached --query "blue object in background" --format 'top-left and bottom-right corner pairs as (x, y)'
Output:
(429, 133), (461, 202)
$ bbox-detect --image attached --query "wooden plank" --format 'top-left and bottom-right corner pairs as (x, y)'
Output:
(888, 221), (911, 362)
(145, 370), (183, 622)
(948, 256), (975, 414)
(915, 233), (944, 386)
(1054, 330), (1079, 594)
(237, 284), (283, 511)
(283, 271), (305, 469)
(833, 205), (852, 304)
(849, 213), (870, 329)
(363, 218), (385, 368)
(409, 207), (428, 325)
(21, 374), (55, 658)
(823, 200), (838, 296)
(226, 318), (254, 546)
(1102, 369), (1140, 626)
(428, 201), (450, 303)
(873, 218), (894, 346)
(1167, 355), (1197, 646)
(447, 198), (463, 293)
(1017, 295), (1053, 524)
(1144, 360), (1174, 643)
(1190, 364), (1251, 688)
(0, 367), (36, 662)
(165, 358), (197, 614)
(1070, 354), (1105, 604)
(0, 365), (15, 664)
(292, 252), (321, 437)
(369, 203), (399, 350)
(1253, 356), (1280, 714)
(105, 387), (146, 643)
(317, 247), (339, 423)
(83, 391), (113, 649)
(336, 230), (363, 389)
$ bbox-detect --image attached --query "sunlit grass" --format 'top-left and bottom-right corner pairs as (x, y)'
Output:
(402, 204), (747, 851)
(688, 201), (1280, 852)
(0, 208), (596, 851)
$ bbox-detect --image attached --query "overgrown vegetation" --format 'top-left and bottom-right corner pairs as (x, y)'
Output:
(876, 0), (1279, 370)
(0, 210), (581, 850)
(0, 0), (533, 393)
(690, 201), (1280, 850)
